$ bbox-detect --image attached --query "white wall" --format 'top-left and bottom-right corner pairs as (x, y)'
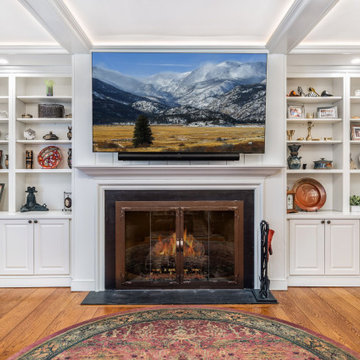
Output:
(71, 53), (287, 291)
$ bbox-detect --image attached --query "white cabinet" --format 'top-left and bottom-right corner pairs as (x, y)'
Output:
(290, 220), (325, 275)
(289, 219), (360, 276)
(0, 220), (33, 274)
(0, 219), (69, 275)
(325, 220), (359, 275)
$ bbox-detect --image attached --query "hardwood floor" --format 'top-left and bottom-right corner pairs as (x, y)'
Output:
(0, 287), (359, 359)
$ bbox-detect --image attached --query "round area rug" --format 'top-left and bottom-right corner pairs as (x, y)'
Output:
(10, 307), (359, 360)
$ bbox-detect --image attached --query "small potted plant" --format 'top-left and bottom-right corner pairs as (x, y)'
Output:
(350, 195), (360, 212)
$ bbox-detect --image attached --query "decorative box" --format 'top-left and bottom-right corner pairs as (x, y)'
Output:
(38, 104), (64, 118)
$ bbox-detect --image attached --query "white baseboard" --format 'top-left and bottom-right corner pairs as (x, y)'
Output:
(269, 279), (288, 290)
(0, 276), (71, 287)
(71, 279), (96, 291)
(288, 276), (360, 287)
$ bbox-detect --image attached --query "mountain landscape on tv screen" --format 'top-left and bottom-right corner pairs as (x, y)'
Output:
(92, 53), (267, 153)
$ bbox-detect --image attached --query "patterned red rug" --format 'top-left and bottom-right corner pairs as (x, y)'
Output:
(10, 307), (359, 360)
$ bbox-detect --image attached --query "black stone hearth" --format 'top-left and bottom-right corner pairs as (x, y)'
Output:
(82, 289), (277, 305)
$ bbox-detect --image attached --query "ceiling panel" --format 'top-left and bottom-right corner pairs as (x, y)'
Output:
(0, 0), (57, 45)
(63, 0), (294, 46)
(301, 0), (360, 46)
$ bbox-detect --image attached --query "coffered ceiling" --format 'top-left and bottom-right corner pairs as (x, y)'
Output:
(0, 0), (359, 54)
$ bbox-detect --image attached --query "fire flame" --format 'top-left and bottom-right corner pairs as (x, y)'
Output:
(153, 229), (203, 257)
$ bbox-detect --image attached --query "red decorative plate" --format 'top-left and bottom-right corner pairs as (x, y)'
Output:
(38, 146), (62, 169)
(292, 178), (326, 211)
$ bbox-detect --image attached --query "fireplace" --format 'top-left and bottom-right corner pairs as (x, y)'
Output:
(115, 201), (244, 288)
(105, 190), (254, 289)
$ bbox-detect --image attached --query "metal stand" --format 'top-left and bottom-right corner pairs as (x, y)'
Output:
(252, 220), (277, 303)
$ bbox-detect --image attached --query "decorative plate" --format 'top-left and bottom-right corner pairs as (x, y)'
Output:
(37, 146), (61, 169)
(292, 178), (326, 211)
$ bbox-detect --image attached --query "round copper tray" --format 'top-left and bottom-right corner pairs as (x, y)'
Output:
(292, 178), (326, 211)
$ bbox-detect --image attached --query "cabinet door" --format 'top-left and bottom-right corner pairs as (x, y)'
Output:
(289, 220), (325, 275)
(0, 220), (34, 274)
(325, 220), (360, 275)
(34, 219), (70, 275)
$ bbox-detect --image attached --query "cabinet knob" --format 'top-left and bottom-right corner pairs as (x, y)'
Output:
(327, 220), (331, 224)
(34, 220), (38, 224)
(321, 220), (325, 224)
(28, 220), (32, 224)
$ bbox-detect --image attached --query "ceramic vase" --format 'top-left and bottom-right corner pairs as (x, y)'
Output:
(287, 144), (302, 169)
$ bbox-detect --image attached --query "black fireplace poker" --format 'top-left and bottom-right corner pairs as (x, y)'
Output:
(252, 220), (277, 303)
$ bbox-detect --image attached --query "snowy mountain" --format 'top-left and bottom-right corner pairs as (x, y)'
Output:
(93, 60), (266, 126)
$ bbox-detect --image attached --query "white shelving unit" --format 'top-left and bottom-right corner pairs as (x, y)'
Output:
(0, 75), (73, 216)
(286, 73), (360, 287)
(286, 76), (345, 215)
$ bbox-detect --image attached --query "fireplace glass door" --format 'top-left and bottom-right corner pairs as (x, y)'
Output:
(115, 201), (243, 288)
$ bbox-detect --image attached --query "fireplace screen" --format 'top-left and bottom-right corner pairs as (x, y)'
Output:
(115, 201), (243, 288)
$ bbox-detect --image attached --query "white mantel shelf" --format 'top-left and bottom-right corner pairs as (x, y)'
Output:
(75, 165), (285, 179)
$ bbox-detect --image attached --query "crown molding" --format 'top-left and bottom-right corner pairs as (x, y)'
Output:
(92, 45), (268, 53)
(266, 0), (339, 54)
(291, 45), (360, 54)
(18, 0), (91, 53)
(0, 44), (67, 54)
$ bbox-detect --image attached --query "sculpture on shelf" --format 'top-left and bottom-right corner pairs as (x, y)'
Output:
(67, 148), (72, 169)
(67, 126), (72, 140)
(43, 131), (58, 140)
(306, 121), (314, 141)
(26, 150), (33, 169)
(24, 128), (36, 140)
(20, 186), (48, 212)
(5, 154), (8, 169)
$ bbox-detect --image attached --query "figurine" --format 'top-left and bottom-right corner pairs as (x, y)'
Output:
(26, 150), (33, 169)
(297, 86), (306, 97)
(24, 128), (36, 140)
(20, 186), (48, 212)
(67, 148), (72, 169)
(67, 126), (72, 140)
(306, 121), (314, 141)
(43, 131), (59, 140)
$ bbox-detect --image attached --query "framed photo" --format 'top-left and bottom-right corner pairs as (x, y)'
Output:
(288, 105), (304, 118)
(287, 190), (297, 213)
(317, 106), (337, 119)
(351, 125), (360, 140)
(63, 191), (72, 212)
(0, 183), (4, 202)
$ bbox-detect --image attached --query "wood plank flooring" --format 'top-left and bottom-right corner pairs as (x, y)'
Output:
(0, 287), (359, 359)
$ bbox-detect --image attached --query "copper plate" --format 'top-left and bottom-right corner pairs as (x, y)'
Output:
(292, 178), (326, 211)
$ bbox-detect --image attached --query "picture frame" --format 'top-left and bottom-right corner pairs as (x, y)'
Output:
(287, 190), (297, 213)
(63, 191), (72, 212)
(351, 125), (360, 140)
(0, 183), (4, 202)
(317, 106), (338, 119)
(288, 105), (304, 118)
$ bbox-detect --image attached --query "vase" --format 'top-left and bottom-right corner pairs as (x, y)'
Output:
(351, 205), (360, 212)
(67, 148), (72, 169)
(287, 144), (302, 169)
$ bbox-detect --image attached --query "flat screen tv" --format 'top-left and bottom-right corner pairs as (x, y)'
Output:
(92, 52), (267, 160)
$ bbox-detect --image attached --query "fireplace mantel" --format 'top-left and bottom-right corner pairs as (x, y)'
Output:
(76, 165), (284, 179)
